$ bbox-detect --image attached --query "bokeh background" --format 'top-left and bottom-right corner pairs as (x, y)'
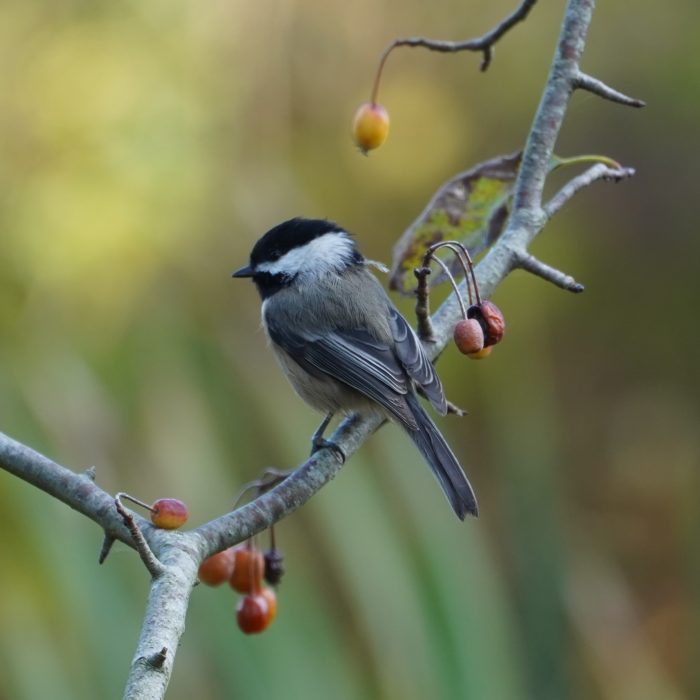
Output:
(1, 1), (698, 698)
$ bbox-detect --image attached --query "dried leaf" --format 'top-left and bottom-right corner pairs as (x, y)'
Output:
(389, 152), (521, 295)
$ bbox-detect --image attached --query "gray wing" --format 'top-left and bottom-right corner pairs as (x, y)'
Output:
(266, 320), (418, 429)
(388, 307), (447, 415)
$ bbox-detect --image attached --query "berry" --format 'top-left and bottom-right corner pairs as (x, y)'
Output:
(468, 346), (493, 360)
(467, 301), (505, 347)
(229, 544), (264, 594)
(198, 548), (236, 586)
(453, 319), (484, 355)
(260, 587), (278, 623)
(150, 498), (189, 529)
(263, 547), (285, 586)
(236, 593), (271, 635)
(352, 102), (390, 154)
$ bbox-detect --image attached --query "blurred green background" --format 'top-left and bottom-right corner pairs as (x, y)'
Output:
(1, 1), (698, 698)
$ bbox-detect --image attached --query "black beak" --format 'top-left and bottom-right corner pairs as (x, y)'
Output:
(232, 265), (254, 278)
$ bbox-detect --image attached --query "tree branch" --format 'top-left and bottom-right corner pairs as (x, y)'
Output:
(0, 1), (638, 698)
(122, 559), (198, 700)
(513, 251), (585, 293)
(511, 0), (594, 216)
(0, 431), (135, 545)
(192, 413), (382, 557)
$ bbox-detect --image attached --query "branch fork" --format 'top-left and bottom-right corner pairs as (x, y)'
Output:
(115, 493), (166, 579)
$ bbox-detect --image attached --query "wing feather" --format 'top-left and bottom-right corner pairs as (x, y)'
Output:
(266, 321), (417, 428)
(388, 308), (447, 415)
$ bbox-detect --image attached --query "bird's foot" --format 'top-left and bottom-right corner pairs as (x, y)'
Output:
(310, 436), (345, 464)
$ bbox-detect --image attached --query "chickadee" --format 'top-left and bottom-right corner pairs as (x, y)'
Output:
(233, 217), (477, 519)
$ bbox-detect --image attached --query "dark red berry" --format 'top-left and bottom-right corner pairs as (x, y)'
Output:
(263, 548), (285, 586)
(236, 593), (271, 634)
(467, 301), (506, 347)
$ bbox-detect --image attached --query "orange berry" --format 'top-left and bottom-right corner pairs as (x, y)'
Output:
(468, 345), (493, 360)
(236, 593), (271, 634)
(453, 319), (484, 355)
(260, 587), (278, 623)
(352, 102), (390, 154)
(229, 544), (264, 594)
(198, 548), (236, 586)
(150, 498), (189, 529)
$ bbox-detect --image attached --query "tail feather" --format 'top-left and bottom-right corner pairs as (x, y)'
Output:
(404, 393), (478, 520)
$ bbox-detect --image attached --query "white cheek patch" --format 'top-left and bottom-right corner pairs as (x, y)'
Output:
(256, 232), (354, 277)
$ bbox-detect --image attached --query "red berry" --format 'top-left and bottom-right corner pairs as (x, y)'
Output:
(150, 498), (189, 529)
(236, 593), (271, 634)
(352, 102), (390, 154)
(229, 544), (264, 594)
(453, 319), (485, 355)
(198, 548), (236, 586)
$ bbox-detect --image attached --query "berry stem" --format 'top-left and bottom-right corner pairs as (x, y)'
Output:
(551, 153), (622, 171)
(370, 44), (395, 104)
(425, 240), (483, 312)
(436, 243), (472, 305)
(430, 242), (476, 306)
(453, 241), (482, 306)
(232, 468), (291, 510)
(114, 494), (165, 578)
(426, 252), (468, 320)
(118, 492), (155, 513)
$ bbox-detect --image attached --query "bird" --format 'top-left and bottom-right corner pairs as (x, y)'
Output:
(232, 217), (477, 519)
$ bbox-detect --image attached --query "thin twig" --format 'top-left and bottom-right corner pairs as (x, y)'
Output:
(414, 267), (436, 342)
(544, 164), (636, 219)
(115, 494), (165, 579)
(372, 0), (537, 96)
(98, 534), (116, 564)
(574, 72), (645, 108)
(514, 251), (584, 293)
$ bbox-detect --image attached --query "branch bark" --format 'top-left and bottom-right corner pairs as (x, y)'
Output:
(0, 0), (638, 698)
